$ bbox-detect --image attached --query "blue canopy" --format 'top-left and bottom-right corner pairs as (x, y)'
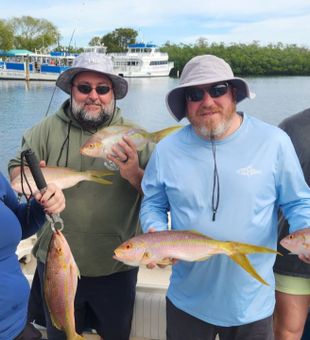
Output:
(0, 49), (34, 57)
(128, 43), (157, 48)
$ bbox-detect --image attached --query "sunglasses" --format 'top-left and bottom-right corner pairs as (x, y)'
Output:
(73, 84), (112, 95)
(185, 82), (230, 102)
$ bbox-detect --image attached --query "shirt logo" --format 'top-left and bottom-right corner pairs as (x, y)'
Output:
(237, 165), (262, 177)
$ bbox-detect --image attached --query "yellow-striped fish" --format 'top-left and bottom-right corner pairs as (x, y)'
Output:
(80, 125), (181, 159)
(11, 166), (113, 195)
(280, 228), (310, 256)
(114, 230), (280, 285)
(44, 230), (85, 340)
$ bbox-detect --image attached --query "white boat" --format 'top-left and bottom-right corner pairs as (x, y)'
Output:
(109, 43), (174, 78)
(0, 49), (76, 81)
(0, 43), (175, 81)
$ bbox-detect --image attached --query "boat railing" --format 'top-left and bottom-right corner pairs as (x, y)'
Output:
(109, 51), (168, 57)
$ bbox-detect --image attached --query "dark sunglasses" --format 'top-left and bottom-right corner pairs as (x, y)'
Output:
(73, 84), (112, 95)
(185, 82), (230, 102)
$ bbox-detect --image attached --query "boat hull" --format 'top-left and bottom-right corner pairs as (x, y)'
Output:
(0, 69), (59, 81)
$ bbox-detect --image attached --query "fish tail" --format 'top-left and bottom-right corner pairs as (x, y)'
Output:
(150, 126), (181, 143)
(229, 253), (269, 285)
(86, 170), (114, 185)
(229, 242), (281, 256)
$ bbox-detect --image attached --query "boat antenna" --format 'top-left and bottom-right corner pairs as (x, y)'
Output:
(68, 29), (76, 51)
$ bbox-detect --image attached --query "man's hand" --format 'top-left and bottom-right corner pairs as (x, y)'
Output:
(146, 227), (178, 269)
(107, 136), (144, 193)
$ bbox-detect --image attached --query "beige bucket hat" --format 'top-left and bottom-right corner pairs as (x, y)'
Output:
(166, 54), (255, 121)
(56, 52), (128, 99)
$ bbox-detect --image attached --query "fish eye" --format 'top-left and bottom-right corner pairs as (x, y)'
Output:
(125, 243), (132, 250)
(89, 143), (95, 149)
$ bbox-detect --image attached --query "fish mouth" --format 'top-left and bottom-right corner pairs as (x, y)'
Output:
(113, 250), (123, 260)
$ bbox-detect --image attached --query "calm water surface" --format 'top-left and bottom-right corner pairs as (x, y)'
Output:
(1, 76), (310, 175)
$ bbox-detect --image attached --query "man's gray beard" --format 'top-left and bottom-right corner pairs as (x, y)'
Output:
(71, 98), (115, 130)
(198, 113), (235, 139)
(198, 120), (231, 139)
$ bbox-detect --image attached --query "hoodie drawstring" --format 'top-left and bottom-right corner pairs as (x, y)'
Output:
(211, 139), (220, 221)
(57, 120), (72, 167)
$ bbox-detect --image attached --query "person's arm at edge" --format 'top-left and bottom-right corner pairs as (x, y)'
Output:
(139, 147), (170, 233)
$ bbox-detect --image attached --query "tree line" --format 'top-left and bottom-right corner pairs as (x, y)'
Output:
(1, 16), (310, 77)
(162, 40), (310, 77)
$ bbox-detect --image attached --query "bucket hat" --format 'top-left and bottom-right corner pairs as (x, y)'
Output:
(166, 54), (255, 121)
(56, 52), (128, 99)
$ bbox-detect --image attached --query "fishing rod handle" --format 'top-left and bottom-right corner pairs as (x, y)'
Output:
(24, 149), (47, 192)
(23, 149), (64, 232)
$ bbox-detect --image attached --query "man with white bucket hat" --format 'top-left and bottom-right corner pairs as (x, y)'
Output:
(140, 54), (310, 339)
(9, 52), (154, 340)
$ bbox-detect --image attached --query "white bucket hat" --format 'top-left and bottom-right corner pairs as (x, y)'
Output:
(166, 54), (255, 121)
(56, 52), (128, 99)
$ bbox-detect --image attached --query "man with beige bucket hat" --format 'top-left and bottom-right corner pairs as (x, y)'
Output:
(140, 54), (310, 339)
(9, 52), (154, 340)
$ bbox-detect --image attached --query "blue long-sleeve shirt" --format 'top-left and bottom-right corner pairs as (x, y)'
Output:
(140, 113), (310, 326)
(0, 172), (45, 340)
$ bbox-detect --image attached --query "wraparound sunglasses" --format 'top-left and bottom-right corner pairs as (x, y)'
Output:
(73, 84), (112, 95)
(185, 82), (230, 102)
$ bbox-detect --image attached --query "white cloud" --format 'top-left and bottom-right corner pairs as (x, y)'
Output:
(2, 0), (310, 47)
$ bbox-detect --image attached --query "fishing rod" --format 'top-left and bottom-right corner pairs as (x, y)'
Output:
(23, 149), (64, 232)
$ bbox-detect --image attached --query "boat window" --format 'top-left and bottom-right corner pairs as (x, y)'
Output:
(150, 60), (168, 65)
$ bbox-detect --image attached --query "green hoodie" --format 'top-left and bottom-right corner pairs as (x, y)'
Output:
(9, 99), (154, 276)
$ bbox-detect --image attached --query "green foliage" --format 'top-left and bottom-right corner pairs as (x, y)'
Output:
(53, 45), (83, 54)
(0, 19), (14, 50)
(162, 39), (310, 77)
(89, 36), (102, 46)
(8, 16), (60, 51)
(91, 28), (138, 53)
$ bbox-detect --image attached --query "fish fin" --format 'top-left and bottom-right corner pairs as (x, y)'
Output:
(70, 256), (81, 279)
(157, 257), (174, 265)
(76, 265), (81, 279)
(195, 255), (212, 262)
(87, 170), (114, 185)
(229, 253), (269, 286)
(142, 251), (152, 262)
(92, 177), (113, 185)
(190, 230), (213, 239)
(50, 313), (63, 330)
(86, 170), (114, 176)
(150, 126), (181, 143)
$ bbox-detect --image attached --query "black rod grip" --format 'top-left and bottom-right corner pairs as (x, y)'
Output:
(24, 149), (47, 192)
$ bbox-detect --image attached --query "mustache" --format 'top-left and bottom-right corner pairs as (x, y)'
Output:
(199, 104), (221, 113)
(84, 100), (102, 106)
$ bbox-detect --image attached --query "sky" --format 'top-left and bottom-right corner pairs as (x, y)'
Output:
(2, 0), (310, 49)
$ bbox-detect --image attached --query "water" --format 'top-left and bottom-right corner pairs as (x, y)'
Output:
(1, 76), (310, 175)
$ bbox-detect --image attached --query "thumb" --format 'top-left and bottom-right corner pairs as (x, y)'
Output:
(39, 160), (46, 167)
